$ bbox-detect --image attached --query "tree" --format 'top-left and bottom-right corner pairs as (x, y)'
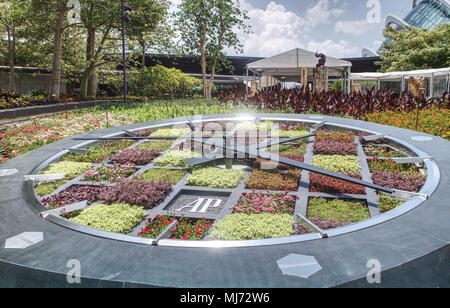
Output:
(378, 24), (450, 72)
(174, 0), (250, 99)
(0, 0), (27, 92)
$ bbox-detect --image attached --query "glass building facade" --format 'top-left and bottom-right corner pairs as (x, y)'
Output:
(404, 0), (450, 30)
(362, 0), (450, 56)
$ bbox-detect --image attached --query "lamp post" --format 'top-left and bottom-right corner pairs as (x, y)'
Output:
(121, 0), (133, 103)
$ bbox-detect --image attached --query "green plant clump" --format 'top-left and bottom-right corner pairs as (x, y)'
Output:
(312, 155), (361, 174)
(35, 180), (65, 196)
(186, 167), (244, 188)
(307, 198), (370, 223)
(136, 168), (187, 185)
(209, 213), (294, 240)
(135, 141), (173, 152)
(42, 161), (93, 180)
(70, 203), (147, 234)
(268, 143), (307, 155)
(62, 141), (134, 163)
(150, 128), (190, 137)
(378, 195), (404, 213)
(154, 150), (199, 167)
(273, 129), (310, 140)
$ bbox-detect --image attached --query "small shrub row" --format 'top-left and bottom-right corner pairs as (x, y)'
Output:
(70, 203), (147, 234)
(368, 158), (417, 173)
(108, 149), (160, 166)
(372, 171), (425, 192)
(307, 198), (370, 223)
(245, 169), (301, 191)
(378, 195), (404, 213)
(42, 161), (92, 180)
(62, 140), (135, 163)
(313, 140), (358, 155)
(35, 180), (65, 196)
(135, 141), (173, 152)
(268, 143), (307, 155)
(186, 167), (244, 188)
(209, 213), (295, 241)
(82, 165), (137, 183)
(315, 130), (355, 143)
(253, 154), (304, 170)
(43, 185), (108, 206)
(99, 179), (172, 209)
(312, 155), (361, 174)
(309, 172), (366, 194)
(150, 128), (190, 137)
(138, 215), (212, 240)
(154, 150), (199, 167)
(136, 168), (187, 185)
(233, 192), (296, 215)
(364, 145), (406, 158)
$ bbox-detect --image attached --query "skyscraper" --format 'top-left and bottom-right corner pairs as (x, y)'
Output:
(362, 0), (450, 57)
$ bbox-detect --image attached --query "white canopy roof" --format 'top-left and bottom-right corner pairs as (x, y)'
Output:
(247, 48), (352, 80)
(351, 67), (450, 81)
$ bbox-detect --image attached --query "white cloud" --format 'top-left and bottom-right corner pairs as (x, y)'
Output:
(306, 39), (359, 58)
(335, 19), (373, 36)
(230, 0), (352, 57)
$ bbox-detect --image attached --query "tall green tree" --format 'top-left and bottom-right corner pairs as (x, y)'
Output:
(174, 0), (250, 99)
(0, 0), (27, 92)
(379, 24), (450, 72)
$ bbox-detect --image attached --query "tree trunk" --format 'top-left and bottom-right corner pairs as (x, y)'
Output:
(7, 25), (16, 92)
(80, 27), (96, 98)
(48, 5), (66, 103)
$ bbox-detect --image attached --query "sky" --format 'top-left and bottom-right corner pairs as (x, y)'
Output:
(171, 0), (415, 58)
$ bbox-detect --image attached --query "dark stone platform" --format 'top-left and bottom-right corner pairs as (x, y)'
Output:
(0, 113), (449, 288)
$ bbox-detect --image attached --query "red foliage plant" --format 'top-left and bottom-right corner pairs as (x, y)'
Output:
(109, 149), (160, 166)
(372, 171), (425, 192)
(43, 185), (110, 206)
(254, 154), (304, 170)
(309, 172), (365, 194)
(99, 179), (172, 209)
(313, 140), (358, 155)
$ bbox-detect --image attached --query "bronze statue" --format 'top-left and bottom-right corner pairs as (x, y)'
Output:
(315, 52), (326, 68)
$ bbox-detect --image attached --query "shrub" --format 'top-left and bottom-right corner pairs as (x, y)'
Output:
(233, 192), (296, 215)
(150, 128), (190, 137)
(135, 141), (173, 152)
(136, 168), (187, 185)
(309, 172), (366, 194)
(315, 130), (355, 143)
(62, 140), (134, 163)
(42, 161), (92, 180)
(43, 185), (109, 205)
(368, 158), (417, 173)
(154, 150), (199, 167)
(313, 140), (358, 155)
(253, 154), (304, 170)
(378, 195), (404, 213)
(209, 213), (295, 240)
(245, 169), (301, 191)
(82, 165), (137, 183)
(186, 167), (244, 188)
(307, 198), (370, 223)
(364, 145), (406, 158)
(70, 203), (147, 234)
(372, 171), (425, 192)
(108, 149), (160, 166)
(312, 155), (361, 174)
(35, 180), (64, 196)
(99, 179), (172, 209)
(268, 143), (307, 155)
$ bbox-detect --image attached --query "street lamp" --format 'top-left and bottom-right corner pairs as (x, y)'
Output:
(121, 0), (133, 103)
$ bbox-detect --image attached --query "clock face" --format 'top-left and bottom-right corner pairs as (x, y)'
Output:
(34, 116), (434, 246)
